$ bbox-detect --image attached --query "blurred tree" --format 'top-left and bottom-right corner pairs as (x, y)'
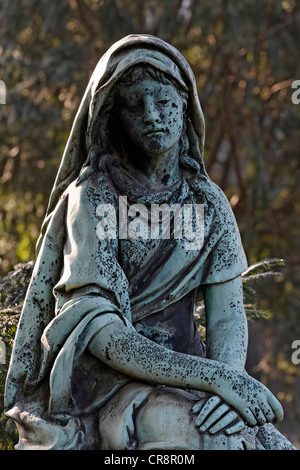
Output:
(0, 0), (299, 448)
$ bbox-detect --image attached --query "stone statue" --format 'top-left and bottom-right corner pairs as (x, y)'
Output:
(4, 34), (296, 450)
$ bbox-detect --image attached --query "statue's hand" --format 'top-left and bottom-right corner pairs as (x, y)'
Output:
(215, 371), (284, 428)
(191, 396), (245, 435)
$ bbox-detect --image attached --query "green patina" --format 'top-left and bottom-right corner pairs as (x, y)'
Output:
(4, 34), (295, 451)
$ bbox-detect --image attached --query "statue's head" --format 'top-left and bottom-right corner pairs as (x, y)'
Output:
(113, 65), (188, 157)
(89, 64), (190, 168)
(40, 35), (207, 248)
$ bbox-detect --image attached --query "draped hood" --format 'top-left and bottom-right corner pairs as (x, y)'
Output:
(37, 33), (206, 253)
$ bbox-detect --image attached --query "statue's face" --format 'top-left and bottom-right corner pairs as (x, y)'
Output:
(118, 78), (186, 156)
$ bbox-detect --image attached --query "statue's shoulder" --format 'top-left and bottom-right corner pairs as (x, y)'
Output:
(65, 172), (118, 211)
(200, 178), (232, 210)
(199, 178), (238, 230)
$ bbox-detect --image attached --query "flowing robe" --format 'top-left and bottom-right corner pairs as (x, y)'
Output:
(4, 168), (251, 449)
(5, 33), (295, 450)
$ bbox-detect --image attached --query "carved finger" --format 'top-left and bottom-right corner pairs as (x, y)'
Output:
(191, 398), (207, 415)
(224, 419), (246, 435)
(195, 396), (222, 427)
(267, 395), (284, 423)
(198, 403), (229, 432)
(250, 404), (267, 426)
(260, 404), (277, 423)
(207, 411), (242, 434)
(240, 407), (257, 427)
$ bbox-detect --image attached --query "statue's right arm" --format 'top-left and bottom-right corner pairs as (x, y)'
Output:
(87, 315), (284, 427)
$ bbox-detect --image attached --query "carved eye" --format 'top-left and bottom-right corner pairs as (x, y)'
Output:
(127, 102), (142, 111)
(157, 99), (170, 106)
(124, 96), (143, 112)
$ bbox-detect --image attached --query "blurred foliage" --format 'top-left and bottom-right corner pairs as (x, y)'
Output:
(0, 0), (300, 448)
(196, 257), (286, 326)
(0, 262), (34, 450)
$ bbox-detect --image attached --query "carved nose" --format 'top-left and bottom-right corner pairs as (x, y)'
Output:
(143, 97), (160, 124)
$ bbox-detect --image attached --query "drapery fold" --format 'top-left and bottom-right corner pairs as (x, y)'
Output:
(4, 34), (254, 450)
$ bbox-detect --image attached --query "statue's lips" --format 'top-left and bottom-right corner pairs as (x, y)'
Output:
(144, 129), (164, 137)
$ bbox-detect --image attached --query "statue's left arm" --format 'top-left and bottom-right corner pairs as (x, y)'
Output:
(203, 275), (248, 371)
(191, 275), (252, 434)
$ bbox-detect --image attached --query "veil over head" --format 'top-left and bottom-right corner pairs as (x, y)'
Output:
(38, 34), (206, 252)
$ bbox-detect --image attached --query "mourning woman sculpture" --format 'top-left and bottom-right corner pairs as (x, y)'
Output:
(4, 34), (295, 450)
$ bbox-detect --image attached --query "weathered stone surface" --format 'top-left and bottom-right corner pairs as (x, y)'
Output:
(4, 35), (296, 450)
